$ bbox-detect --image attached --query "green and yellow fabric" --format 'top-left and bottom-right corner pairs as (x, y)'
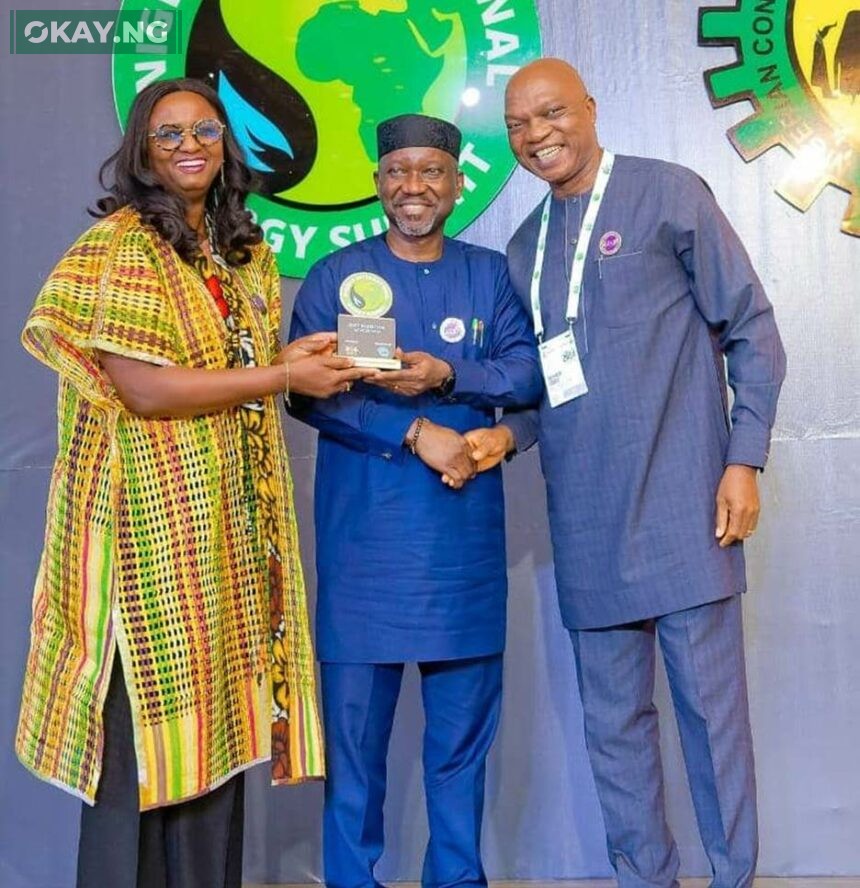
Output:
(17, 206), (323, 809)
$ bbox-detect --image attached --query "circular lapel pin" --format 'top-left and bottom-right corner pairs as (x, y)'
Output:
(440, 317), (466, 343)
(598, 231), (622, 256)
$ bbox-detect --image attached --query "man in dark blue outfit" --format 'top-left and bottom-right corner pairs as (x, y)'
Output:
(289, 114), (541, 888)
(466, 60), (786, 887)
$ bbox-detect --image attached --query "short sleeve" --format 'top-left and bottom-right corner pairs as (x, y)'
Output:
(22, 217), (178, 410)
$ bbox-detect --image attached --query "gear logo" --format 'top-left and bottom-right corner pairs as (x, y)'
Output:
(112, 0), (542, 277)
(699, 0), (860, 237)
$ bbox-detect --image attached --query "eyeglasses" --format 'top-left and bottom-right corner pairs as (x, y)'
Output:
(148, 118), (226, 152)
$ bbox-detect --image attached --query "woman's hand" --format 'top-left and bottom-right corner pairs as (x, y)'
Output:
(273, 332), (337, 365)
(277, 333), (374, 399)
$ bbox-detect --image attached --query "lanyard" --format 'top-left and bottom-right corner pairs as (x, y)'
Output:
(529, 150), (615, 342)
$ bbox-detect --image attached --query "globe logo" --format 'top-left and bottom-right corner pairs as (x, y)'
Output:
(113, 0), (543, 276)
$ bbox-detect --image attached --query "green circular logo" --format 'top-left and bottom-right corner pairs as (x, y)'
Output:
(339, 272), (393, 317)
(113, 0), (542, 276)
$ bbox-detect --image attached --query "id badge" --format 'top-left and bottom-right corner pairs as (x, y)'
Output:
(538, 329), (588, 408)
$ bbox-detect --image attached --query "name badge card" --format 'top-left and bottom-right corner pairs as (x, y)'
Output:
(538, 329), (587, 408)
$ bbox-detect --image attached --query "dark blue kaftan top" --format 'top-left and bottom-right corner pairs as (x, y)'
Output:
(504, 155), (786, 630)
(290, 235), (541, 662)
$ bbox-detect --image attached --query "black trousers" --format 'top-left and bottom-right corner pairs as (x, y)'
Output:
(76, 660), (245, 888)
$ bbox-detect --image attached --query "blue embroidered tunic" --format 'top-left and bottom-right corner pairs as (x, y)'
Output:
(290, 235), (541, 662)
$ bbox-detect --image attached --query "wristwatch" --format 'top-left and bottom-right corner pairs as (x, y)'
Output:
(436, 364), (456, 397)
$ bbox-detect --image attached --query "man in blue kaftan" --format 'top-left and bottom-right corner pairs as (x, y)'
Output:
(466, 60), (786, 888)
(289, 113), (541, 888)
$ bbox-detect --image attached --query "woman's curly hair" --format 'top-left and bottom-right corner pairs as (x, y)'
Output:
(92, 77), (262, 266)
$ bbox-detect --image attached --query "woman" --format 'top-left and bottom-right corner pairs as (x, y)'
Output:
(16, 78), (366, 887)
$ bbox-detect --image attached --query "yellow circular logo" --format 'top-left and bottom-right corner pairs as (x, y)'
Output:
(700, 0), (860, 237)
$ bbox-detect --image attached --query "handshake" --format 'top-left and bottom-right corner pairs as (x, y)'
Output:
(404, 418), (515, 490)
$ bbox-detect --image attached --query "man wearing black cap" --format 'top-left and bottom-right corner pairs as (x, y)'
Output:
(289, 114), (541, 888)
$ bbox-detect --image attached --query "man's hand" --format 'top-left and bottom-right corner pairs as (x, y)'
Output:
(408, 419), (476, 489)
(466, 426), (515, 472)
(277, 334), (373, 399)
(366, 349), (451, 397)
(440, 424), (515, 487)
(715, 464), (760, 548)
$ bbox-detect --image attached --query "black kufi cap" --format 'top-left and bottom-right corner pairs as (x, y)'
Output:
(376, 113), (461, 161)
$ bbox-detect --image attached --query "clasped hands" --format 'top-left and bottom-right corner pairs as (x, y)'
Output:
(360, 348), (514, 489)
(417, 422), (515, 490)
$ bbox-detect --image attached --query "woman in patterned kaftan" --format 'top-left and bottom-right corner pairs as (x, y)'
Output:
(16, 78), (368, 887)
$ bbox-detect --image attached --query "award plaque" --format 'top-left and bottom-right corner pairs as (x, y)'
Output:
(337, 313), (401, 370)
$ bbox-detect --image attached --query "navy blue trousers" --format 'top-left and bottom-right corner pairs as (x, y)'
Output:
(321, 655), (503, 888)
(570, 594), (757, 888)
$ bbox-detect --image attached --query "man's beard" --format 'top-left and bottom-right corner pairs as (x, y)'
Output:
(391, 205), (440, 237)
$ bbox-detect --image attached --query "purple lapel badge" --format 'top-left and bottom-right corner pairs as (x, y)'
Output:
(598, 231), (622, 257)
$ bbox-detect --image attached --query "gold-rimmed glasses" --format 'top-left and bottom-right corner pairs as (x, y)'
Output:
(148, 118), (226, 152)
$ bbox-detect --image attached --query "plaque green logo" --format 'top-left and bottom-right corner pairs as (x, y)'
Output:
(113, 0), (543, 276)
(339, 272), (393, 318)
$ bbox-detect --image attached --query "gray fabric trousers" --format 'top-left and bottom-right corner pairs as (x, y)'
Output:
(76, 659), (245, 888)
(570, 594), (757, 888)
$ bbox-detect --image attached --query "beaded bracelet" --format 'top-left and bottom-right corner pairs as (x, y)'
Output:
(408, 416), (426, 454)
